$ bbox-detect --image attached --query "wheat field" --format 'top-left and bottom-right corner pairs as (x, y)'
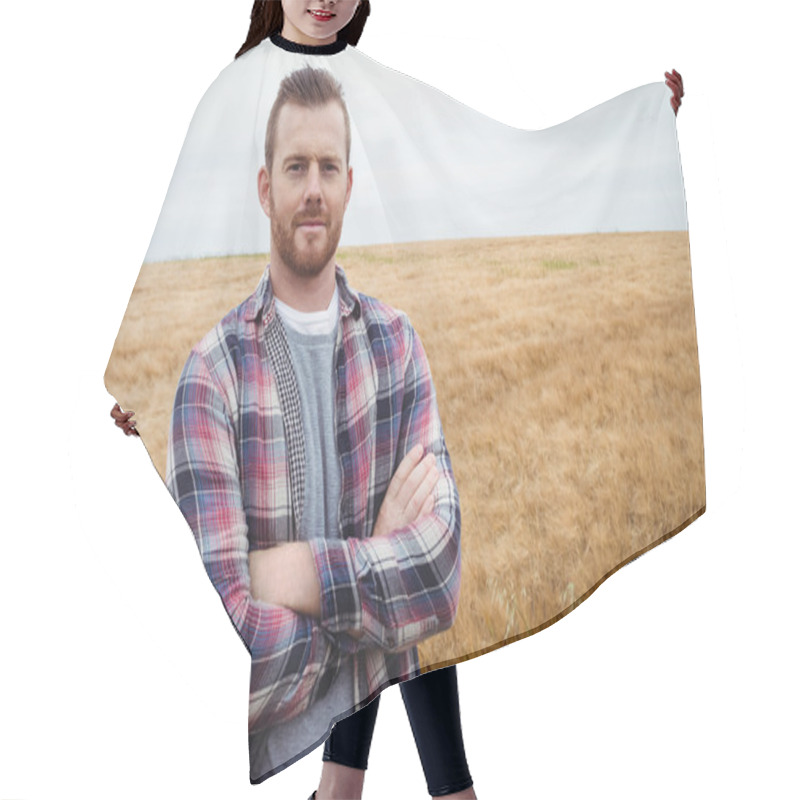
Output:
(105, 232), (705, 669)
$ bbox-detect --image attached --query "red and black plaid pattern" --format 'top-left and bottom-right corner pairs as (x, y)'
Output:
(167, 266), (461, 733)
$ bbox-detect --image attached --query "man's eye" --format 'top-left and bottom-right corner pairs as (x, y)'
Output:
(288, 164), (305, 173)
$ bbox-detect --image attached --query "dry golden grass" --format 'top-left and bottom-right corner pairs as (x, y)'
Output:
(105, 232), (705, 669)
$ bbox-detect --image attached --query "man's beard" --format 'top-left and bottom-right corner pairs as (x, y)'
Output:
(270, 204), (342, 279)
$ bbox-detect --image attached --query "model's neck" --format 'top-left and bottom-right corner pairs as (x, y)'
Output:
(280, 21), (337, 47)
(270, 259), (337, 313)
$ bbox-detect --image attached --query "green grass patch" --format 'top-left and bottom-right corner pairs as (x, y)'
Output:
(542, 258), (578, 271)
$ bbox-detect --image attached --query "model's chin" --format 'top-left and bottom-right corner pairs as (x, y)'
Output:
(297, 21), (337, 44)
(286, 245), (332, 278)
(294, 236), (328, 262)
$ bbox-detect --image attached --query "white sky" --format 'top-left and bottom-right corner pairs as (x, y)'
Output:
(1, 2), (798, 799)
(145, 41), (686, 262)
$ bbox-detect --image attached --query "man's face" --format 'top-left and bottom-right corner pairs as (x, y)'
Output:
(258, 101), (352, 280)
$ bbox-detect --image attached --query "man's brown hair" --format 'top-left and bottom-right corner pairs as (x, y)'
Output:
(264, 66), (352, 172)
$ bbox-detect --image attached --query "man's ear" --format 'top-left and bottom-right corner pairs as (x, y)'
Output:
(257, 165), (272, 218)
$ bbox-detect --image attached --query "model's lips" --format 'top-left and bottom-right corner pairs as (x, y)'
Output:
(297, 218), (327, 229)
(307, 9), (335, 22)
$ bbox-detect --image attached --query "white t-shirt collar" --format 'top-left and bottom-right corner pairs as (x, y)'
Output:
(274, 285), (340, 336)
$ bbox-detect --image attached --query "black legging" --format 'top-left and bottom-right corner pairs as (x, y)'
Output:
(323, 665), (473, 797)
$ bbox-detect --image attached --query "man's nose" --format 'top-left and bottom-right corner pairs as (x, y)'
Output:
(303, 163), (323, 205)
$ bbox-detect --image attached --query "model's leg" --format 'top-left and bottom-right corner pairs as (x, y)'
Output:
(314, 695), (381, 800)
(400, 665), (476, 799)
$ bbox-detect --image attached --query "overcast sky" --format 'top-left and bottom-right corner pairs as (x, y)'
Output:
(146, 41), (686, 262)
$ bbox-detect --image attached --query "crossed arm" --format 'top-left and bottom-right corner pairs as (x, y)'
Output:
(248, 444), (439, 618)
(166, 325), (460, 728)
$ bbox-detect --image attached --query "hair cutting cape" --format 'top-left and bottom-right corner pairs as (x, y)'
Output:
(105, 34), (705, 783)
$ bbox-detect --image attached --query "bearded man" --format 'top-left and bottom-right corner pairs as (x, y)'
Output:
(166, 66), (462, 784)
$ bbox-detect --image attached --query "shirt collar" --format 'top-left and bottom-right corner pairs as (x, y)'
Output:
(244, 264), (362, 325)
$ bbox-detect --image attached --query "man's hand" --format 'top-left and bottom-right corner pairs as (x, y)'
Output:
(665, 69), (684, 115)
(111, 402), (139, 436)
(247, 445), (437, 617)
(373, 444), (438, 538)
(249, 543), (322, 617)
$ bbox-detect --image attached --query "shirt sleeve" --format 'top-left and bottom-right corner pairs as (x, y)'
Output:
(308, 321), (462, 653)
(166, 347), (340, 731)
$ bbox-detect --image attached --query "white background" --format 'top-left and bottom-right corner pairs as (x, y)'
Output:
(1, 1), (797, 798)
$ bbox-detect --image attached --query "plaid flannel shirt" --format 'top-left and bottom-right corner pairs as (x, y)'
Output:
(166, 266), (461, 734)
